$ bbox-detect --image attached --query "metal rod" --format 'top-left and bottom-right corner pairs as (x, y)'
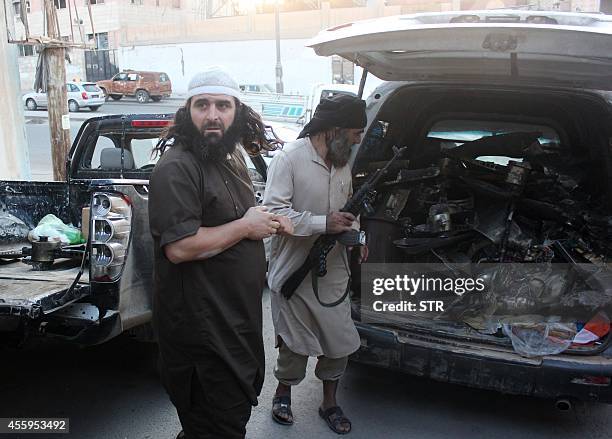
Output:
(67, 0), (74, 43)
(86, 0), (96, 49)
(274, 0), (284, 93)
(20, 0), (30, 40)
(72, 0), (83, 44)
(358, 67), (368, 98)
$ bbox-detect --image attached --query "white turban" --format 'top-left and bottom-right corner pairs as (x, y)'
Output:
(187, 66), (241, 100)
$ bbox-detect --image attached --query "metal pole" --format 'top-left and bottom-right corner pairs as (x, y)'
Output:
(274, 0), (284, 94)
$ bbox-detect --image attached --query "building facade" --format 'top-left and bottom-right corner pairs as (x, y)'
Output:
(9, 0), (607, 93)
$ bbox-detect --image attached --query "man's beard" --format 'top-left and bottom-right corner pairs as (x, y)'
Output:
(326, 131), (353, 168)
(190, 113), (243, 162)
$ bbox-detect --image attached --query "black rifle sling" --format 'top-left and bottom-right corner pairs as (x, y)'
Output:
(311, 272), (351, 308)
(310, 242), (351, 308)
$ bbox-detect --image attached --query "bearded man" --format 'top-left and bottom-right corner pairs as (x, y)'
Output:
(148, 67), (291, 439)
(263, 94), (369, 435)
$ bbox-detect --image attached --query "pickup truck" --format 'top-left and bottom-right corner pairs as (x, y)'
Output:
(0, 114), (270, 347)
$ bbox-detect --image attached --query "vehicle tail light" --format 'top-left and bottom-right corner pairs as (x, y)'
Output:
(571, 376), (611, 387)
(82, 91), (88, 100)
(131, 120), (172, 127)
(90, 193), (132, 282)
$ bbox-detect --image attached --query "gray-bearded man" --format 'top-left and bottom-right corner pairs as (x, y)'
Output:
(263, 94), (369, 435)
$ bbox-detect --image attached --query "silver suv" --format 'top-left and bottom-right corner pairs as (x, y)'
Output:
(308, 10), (612, 405)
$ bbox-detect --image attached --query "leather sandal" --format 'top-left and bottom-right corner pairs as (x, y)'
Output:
(319, 406), (351, 434)
(272, 395), (294, 425)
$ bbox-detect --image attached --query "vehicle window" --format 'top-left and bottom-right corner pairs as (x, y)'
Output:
(127, 73), (138, 81)
(113, 73), (127, 81)
(131, 138), (161, 168)
(88, 135), (116, 169)
(427, 119), (560, 166)
(67, 84), (78, 92)
(159, 73), (169, 82)
(83, 84), (100, 92)
(242, 150), (266, 204)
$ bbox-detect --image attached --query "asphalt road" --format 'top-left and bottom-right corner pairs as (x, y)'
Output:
(2, 288), (612, 439)
(12, 99), (612, 438)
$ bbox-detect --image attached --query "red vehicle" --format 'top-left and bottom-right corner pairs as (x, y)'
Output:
(97, 71), (172, 103)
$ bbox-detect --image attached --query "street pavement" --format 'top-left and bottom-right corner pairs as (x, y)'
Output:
(1, 288), (612, 439)
(7, 99), (612, 438)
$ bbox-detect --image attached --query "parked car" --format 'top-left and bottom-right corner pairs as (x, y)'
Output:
(22, 82), (105, 112)
(97, 70), (172, 104)
(307, 10), (612, 405)
(300, 82), (358, 125)
(240, 84), (275, 93)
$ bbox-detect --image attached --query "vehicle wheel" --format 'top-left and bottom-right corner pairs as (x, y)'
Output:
(110, 94), (122, 101)
(135, 90), (150, 104)
(151, 96), (162, 102)
(25, 98), (37, 111)
(90, 106), (101, 112)
(68, 100), (79, 112)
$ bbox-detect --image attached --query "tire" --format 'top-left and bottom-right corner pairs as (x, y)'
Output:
(89, 106), (101, 112)
(135, 89), (150, 104)
(110, 94), (122, 101)
(151, 96), (162, 102)
(68, 100), (79, 112)
(25, 98), (37, 111)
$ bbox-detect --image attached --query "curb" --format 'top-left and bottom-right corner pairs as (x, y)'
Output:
(24, 111), (112, 121)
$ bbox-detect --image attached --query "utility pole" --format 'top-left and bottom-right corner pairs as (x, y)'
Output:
(0, 0), (31, 179)
(43, 0), (71, 181)
(274, 0), (284, 94)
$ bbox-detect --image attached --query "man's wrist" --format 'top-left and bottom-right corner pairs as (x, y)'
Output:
(311, 215), (327, 234)
(236, 217), (251, 239)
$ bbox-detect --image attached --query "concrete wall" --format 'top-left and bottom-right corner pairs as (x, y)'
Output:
(18, 49), (87, 91)
(1, 2), (30, 179)
(117, 38), (332, 96)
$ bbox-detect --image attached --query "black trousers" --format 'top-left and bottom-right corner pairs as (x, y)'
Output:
(158, 342), (252, 439)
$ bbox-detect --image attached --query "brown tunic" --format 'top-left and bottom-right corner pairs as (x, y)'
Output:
(149, 143), (266, 408)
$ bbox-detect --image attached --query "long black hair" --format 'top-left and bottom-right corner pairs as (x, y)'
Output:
(153, 98), (278, 158)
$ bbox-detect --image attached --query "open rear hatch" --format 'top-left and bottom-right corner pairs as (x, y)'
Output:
(307, 11), (612, 356)
(308, 10), (612, 91)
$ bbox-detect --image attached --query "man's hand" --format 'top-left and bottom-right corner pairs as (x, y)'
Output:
(359, 245), (369, 263)
(326, 211), (355, 234)
(274, 215), (294, 236)
(242, 206), (280, 240)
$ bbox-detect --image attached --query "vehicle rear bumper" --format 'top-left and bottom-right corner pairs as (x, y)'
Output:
(85, 98), (105, 107)
(352, 322), (612, 403)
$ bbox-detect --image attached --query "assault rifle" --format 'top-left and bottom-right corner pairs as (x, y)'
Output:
(280, 146), (406, 302)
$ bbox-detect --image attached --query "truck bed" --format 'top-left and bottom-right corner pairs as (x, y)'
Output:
(0, 259), (89, 318)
